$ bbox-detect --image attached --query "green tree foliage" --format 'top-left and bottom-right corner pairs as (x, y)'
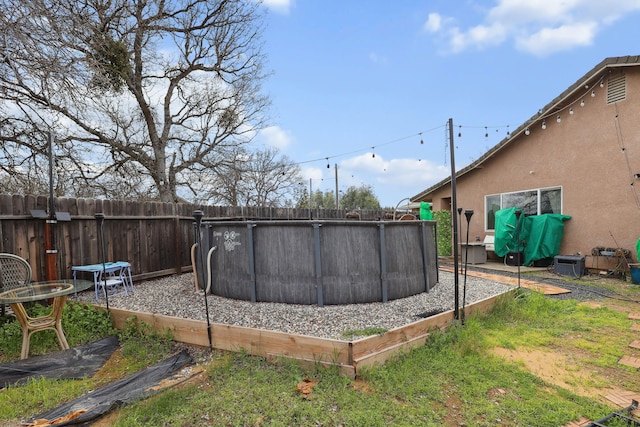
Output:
(295, 189), (336, 209)
(339, 185), (381, 210)
(433, 209), (452, 256)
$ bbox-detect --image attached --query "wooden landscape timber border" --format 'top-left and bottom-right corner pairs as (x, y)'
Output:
(105, 290), (513, 378)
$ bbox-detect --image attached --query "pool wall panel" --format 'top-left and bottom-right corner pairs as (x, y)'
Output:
(201, 220), (438, 305)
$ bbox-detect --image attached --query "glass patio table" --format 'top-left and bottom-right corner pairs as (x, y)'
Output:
(0, 279), (94, 359)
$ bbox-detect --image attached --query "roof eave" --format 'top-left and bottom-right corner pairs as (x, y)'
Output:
(411, 55), (640, 202)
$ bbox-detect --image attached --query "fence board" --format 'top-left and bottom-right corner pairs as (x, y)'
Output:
(0, 194), (392, 282)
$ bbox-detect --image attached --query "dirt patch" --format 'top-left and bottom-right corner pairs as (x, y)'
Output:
(490, 347), (605, 399)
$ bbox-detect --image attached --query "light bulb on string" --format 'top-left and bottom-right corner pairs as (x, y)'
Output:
(458, 125), (462, 138)
(600, 80), (604, 88)
(591, 90), (595, 97)
(525, 128), (530, 135)
(326, 158), (330, 169)
(556, 115), (561, 123)
(371, 147), (375, 158)
(541, 120), (546, 130)
(484, 126), (488, 138)
(569, 107), (574, 115)
(506, 125), (510, 137)
(419, 133), (424, 144)
(580, 99), (585, 107)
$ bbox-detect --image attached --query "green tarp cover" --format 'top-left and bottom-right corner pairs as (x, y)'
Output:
(494, 207), (519, 257)
(419, 202), (433, 220)
(494, 207), (571, 265)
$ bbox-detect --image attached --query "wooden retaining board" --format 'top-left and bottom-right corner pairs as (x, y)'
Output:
(105, 291), (510, 377)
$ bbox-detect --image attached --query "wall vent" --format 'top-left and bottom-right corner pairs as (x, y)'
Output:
(606, 74), (626, 104)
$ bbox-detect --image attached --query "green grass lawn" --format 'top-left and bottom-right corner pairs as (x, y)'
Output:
(1, 283), (639, 426)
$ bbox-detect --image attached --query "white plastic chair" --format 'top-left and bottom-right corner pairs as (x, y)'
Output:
(95, 266), (127, 301)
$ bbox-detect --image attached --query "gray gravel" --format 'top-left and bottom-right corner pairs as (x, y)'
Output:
(70, 271), (512, 341)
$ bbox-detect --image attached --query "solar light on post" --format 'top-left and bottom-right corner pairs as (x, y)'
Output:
(462, 209), (473, 324)
(193, 210), (212, 351)
(457, 207), (463, 274)
(95, 213), (110, 314)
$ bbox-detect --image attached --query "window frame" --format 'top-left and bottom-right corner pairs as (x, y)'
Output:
(485, 186), (563, 231)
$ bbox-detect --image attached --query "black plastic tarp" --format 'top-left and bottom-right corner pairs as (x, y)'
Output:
(0, 336), (119, 389)
(27, 350), (192, 426)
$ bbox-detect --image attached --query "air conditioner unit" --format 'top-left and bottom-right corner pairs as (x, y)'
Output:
(553, 255), (586, 278)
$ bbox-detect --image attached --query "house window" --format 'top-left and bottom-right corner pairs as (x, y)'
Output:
(485, 187), (562, 230)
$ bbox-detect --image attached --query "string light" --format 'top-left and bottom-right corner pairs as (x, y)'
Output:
(293, 71), (589, 165)
(516, 72), (608, 142)
(285, 101), (588, 174)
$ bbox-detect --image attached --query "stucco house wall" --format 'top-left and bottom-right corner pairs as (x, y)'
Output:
(413, 57), (640, 266)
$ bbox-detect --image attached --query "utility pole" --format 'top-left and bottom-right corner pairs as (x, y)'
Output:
(335, 164), (339, 209)
(448, 118), (460, 322)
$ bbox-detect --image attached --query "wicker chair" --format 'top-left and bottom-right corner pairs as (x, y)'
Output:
(0, 253), (32, 316)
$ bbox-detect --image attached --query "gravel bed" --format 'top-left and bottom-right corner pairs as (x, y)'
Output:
(70, 271), (512, 341)
(463, 264), (622, 302)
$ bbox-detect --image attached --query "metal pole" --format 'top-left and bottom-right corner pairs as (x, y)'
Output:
(448, 118), (460, 322)
(95, 213), (110, 314)
(457, 207), (463, 275)
(45, 132), (57, 280)
(515, 209), (522, 288)
(462, 209), (474, 325)
(193, 210), (212, 350)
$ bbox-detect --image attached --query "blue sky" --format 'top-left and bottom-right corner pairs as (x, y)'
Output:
(255, 0), (640, 208)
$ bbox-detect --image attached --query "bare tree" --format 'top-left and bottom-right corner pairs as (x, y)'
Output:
(203, 146), (302, 207)
(0, 0), (270, 202)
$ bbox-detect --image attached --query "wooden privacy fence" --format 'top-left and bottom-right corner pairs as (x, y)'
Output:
(0, 194), (391, 282)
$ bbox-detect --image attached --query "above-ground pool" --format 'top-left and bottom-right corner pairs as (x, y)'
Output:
(196, 220), (438, 306)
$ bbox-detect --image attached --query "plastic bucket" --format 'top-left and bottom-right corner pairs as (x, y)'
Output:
(630, 263), (640, 285)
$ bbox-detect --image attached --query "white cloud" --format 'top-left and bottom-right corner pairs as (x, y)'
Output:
(259, 125), (293, 149)
(516, 21), (598, 56)
(301, 166), (324, 182)
(341, 152), (386, 172)
(426, 0), (640, 56)
(338, 153), (449, 206)
(262, 0), (294, 14)
(424, 13), (443, 32)
(376, 158), (449, 186)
